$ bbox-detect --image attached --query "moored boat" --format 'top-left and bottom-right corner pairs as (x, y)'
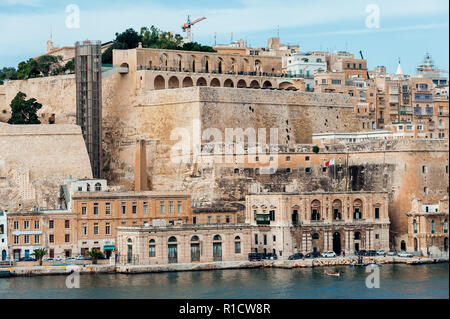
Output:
(324, 269), (340, 277)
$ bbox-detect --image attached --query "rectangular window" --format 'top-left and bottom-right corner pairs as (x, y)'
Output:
(149, 245), (155, 257)
(143, 202), (148, 214)
(121, 202), (126, 215)
(24, 235), (29, 244)
(105, 203), (111, 215)
(49, 220), (54, 229)
(65, 234), (70, 243)
(94, 223), (99, 235)
(82, 205), (87, 215)
(226, 216), (230, 223)
(160, 201), (165, 214)
(273, 235), (276, 242)
(208, 216), (212, 224)
(193, 217), (197, 224)
(132, 202), (137, 214)
(254, 234), (258, 245)
(375, 234), (379, 239)
(422, 166), (427, 174)
(93, 203), (99, 215)
(375, 207), (380, 219)
(34, 220), (40, 229)
(14, 235), (19, 244)
(24, 221), (29, 230)
(105, 222), (111, 235)
(286, 156), (291, 161)
(217, 216), (221, 224)
(14, 221), (19, 230)
(263, 235), (267, 245)
(177, 201), (182, 213)
(235, 241), (241, 254)
(65, 220), (70, 228)
(169, 201), (174, 214)
(269, 210), (275, 221)
(82, 224), (87, 236)
(34, 235), (40, 244)
(49, 234), (54, 243)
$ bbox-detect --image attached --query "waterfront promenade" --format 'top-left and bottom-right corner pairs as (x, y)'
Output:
(2, 255), (448, 277)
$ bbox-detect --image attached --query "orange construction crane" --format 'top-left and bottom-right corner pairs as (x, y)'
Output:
(182, 15), (206, 43)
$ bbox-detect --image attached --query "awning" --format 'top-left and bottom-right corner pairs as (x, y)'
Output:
(103, 245), (115, 250)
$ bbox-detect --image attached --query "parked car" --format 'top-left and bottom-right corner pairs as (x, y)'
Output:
(43, 257), (54, 262)
(20, 257), (36, 262)
(387, 250), (397, 256)
(304, 251), (321, 259)
(248, 253), (263, 261)
(263, 253), (278, 260)
(321, 251), (337, 258)
(355, 250), (367, 256)
(367, 250), (377, 256)
(75, 255), (85, 260)
(376, 249), (387, 256)
(54, 256), (63, 262)
(288, 253), (304, 260)
(66, 257), (76, 261)
(397, 251), (413, 258)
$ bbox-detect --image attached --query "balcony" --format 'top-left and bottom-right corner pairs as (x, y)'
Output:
(255, 214), (270, 225)
(414, 93), (433, 102)
(390, 108), (399, 114)
(429, 122), (435, 130)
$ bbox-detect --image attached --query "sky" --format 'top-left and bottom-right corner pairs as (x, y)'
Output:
(0, 0), (449, 75)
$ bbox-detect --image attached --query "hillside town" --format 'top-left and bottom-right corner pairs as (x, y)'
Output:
(0, 29), (448, 272)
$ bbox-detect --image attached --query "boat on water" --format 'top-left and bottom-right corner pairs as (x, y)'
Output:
(0, 270), (11, 278)
(324, 270), (340, 277)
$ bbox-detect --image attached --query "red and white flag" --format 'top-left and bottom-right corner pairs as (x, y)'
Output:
(325, 158), (335, 167)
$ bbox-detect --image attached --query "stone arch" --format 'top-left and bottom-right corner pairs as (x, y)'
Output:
(210, 78), (220, 87)
(201, 56), (210, 73)
(154, 75), (165, 90)
(223, 79), (234, 87)
(196, 77), (207, 86)
(182, 76), (194, 87)
(254, 59), (263, 73)
(249, 80), (260, 88)
(168, 76), (180, 89)
(242, 58), (249, 73)
(230, 58), (237, 73)
(120, 62), (129, 68)
(237, 79), (247, 88)
(175, 54), (183, 71)
(168, 236), (177, 242)
(159, 53), (169, 70)
(263, 80), (272, 88)
(279, 81), (295, 89)
(217, 58), (223, 74)
(190, 55), (197, 72)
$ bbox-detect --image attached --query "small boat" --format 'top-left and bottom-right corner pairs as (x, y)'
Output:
(324, 270), (340, 277)
(0, 270), (11, 278)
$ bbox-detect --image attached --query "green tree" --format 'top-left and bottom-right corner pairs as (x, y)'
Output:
(88, 249), (105, 264)
(115, 28), (142, 49)
(17, 59), (39, 79)
(312, 145), (320, 154)
(7, 92), (42, 124)
(36, 55), (62, 76)
(33, 248), (47, 266)
(62, 58), (75, 73)
(0, 67), (18, 84)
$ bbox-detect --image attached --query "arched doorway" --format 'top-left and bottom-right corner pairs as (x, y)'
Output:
(1, 250), (6, 261)
(196, 77), (207, 87)
(168, 76), (180, 89)
(168, 236), (178, 264)
(213, 235), (222, 261)
(154, 75), (165, 90)
(210, 78), (220, 87)
(400, 240), (406, 251)
(333, 232), (341, 255)
(182, 77), (194, 87)
(127, 239), (133, 264)
(249, 80), (260, 88)
(291, 209), (299, 225)
(190, 236), (200, 262)
(237, 79), (247, 88)
(263, 81), (272, 88)
(223, 79), (234, 87)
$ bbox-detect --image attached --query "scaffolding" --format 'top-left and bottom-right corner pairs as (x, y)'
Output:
(75, 40), (102, 178)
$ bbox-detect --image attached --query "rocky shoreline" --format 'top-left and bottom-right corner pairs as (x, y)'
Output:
(2, 256), (448, 277)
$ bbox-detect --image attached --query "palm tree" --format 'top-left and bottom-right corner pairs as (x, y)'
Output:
(33, 248), (47, 266)
(88, 249), (104, 265)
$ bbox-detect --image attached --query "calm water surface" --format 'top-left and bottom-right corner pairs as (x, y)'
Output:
(0, 263), (448, 299)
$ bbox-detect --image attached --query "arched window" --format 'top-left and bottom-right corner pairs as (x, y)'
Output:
(191, 236), (199, 241)
(149, 239), (155, 257)
(353, 199), (363, 220)
(168, 236), (177, 242)
(354, 232), (361, 240)
(332, 199), (342, 220)
(431, 220), (436, 234)
(413, 219), (418, 234)
(127, 238), (132, 243)
(312, 233), (319, 240)
(444, 219), (448, 234)
(311, 200), (321, 221)
(86, 184), (91, 192)
(234, 236), (241, 254)
(95, 183), (101, 191)
(213, 235), (222, 241)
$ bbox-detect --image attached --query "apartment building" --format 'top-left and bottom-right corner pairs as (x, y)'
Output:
(0, 211), (8, 261)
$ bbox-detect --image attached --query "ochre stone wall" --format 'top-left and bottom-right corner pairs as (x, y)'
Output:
(0, 123), (92, 212)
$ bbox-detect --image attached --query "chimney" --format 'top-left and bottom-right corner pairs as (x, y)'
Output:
(134, 139), (148, 191)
